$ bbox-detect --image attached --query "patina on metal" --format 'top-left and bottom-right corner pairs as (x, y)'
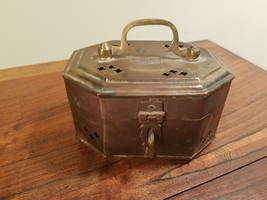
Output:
(62, 19), (234, 159)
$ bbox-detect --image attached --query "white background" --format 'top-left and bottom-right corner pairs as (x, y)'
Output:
(0, 0), (266, 70)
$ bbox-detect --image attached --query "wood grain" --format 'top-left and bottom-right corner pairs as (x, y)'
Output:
(169, 157), (267, 200)
(0, 40), (266, 200)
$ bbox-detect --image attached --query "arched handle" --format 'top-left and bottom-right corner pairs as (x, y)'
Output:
(98, 19), (200, 60)
(112, 18), (188, 57)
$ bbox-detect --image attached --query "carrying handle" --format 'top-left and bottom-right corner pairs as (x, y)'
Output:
(98, 19), (200, 60)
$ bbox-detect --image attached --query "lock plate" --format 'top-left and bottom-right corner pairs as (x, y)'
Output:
(138, 99), (165, 157)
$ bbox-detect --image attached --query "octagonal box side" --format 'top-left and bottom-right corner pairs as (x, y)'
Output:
(64, 79), (105, 155)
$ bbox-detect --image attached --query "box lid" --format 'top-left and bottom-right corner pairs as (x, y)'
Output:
(62, 19), (234, 97)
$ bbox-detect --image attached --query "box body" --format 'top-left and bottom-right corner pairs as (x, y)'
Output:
(64, 76), (231, 159)
(63, 40), (234, 159)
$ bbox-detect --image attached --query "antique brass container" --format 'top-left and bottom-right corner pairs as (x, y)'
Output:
(62, 19), (234, 159)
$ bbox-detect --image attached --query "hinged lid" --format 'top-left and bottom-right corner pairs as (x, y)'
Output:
(63, 19), (234, 97)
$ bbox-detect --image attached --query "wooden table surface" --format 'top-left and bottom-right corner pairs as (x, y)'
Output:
(0, 40), (266, 200)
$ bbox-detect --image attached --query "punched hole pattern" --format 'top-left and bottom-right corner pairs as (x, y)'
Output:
(180, 72), (188, 76)
(98, 67), (187, 77)
(162, 69), (188, 77)
(97, 65), (123, 73)
(200, 137), (206, 143)
(164, 44), (184, 48)
(88, 132), (100, 140)
(83, 126), (100, 140)
(94, 132), (100, 138)
(89, 134), (94, 140)
(97, 67), (105, 71)
(162, 73), (170, 76)
(89, 132), (100, 140)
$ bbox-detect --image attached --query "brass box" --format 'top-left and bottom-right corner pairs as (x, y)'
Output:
(62, 19), (234, 159)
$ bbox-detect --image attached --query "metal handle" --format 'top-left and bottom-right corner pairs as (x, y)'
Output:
(98, 19), (200, 60)
(112, 18), (188, 56)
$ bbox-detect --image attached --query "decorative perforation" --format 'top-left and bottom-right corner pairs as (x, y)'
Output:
(97, 67), (105, 71)
(180, 72), (188, 76)
(83, 126), (100, 140)
(200, 137), (206, 143)
(162, 73), (170, 76)
(162, 69), (188, 77)
(97, 65), (123, 73)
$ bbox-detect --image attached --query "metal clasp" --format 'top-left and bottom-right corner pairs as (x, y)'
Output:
(138, 99), (165, 158)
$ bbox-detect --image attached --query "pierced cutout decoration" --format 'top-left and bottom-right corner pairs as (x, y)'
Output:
(94, 132), (100, 138)
(83, 126), (100, 140)
(89, 134), (94, 140)
(162, 73), (170, 76)
(200, 137), (206, 143)
(180, 72), (188, 76)
(97, 65), (123, 74)
(88, 132), (100, 140)
(83, 127), (88, 132)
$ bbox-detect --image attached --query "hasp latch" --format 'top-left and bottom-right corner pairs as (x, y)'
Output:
(138, 99), (165, 158)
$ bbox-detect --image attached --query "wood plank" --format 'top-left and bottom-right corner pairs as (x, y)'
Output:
(0, 40), (266, 199)
(0, 60), (67, 82)
(169, 157), (267, 200)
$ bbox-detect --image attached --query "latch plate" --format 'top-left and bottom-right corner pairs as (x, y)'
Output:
(138, 99), (165, 157)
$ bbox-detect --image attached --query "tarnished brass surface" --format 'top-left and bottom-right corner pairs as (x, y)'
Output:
(62, 19), (234, 159)
(64, 40), (233, 96)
